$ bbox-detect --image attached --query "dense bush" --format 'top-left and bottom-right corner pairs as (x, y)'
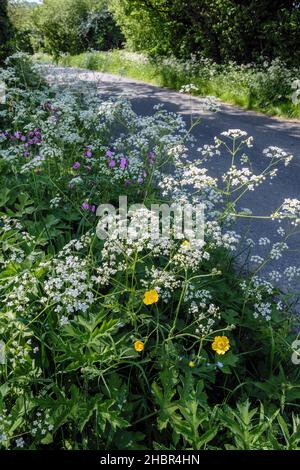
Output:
(0, 56), (299, 449)
(31, 0), (123, 58)
(109, 0), (300, 65)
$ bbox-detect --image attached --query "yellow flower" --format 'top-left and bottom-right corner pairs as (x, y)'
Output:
(212, 336), (230, 355)
(143, 289), (159, 305)
(188, 360), (195, 368)
(134, 340), (144, 352)
(181, 240), (191, 250)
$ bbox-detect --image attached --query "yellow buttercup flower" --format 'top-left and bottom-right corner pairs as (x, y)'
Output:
(212, 336), (230, 355)
(134, 340), (144, 352)
(188, 360), (195, 368)
(182, 240), (190, 246)
(143, 289), (159, 305)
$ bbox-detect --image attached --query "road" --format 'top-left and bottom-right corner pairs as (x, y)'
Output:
(42, 65), (300, 295)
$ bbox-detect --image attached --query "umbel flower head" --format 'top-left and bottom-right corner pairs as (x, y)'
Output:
(212, 336), (230, 355)
(134, 340), (144, 352)
(143, 289), (159, 305)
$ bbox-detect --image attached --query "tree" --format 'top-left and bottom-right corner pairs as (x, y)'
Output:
(7, 1), (36, 54)
(108, 0), (300, 64)
(31, 0), (123, 58)
(0, 0), (13, 64)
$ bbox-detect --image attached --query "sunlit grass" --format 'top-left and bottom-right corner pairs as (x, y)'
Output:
(35, 50), (300, 119)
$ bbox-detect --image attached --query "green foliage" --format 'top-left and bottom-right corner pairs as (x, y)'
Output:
(31, 0), (123, 58)
(7, 1), (36, 54)
(46, 50), (300, 119)
(0, 0), (13, 64)
(0, 55), (300, 451)
(109, 0), (300, 65)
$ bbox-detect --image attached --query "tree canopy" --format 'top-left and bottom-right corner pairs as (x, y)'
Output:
(31, 0), (123, 57)
(0, 0), (13, 64)
(109, 0), (300, 64)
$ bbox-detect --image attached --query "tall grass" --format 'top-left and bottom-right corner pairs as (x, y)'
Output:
(35, 50), (300, 119)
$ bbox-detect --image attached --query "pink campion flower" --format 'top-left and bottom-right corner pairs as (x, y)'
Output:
(108, 159), (116, 168)
(81, 202), (90, 211)
(72, 162), (81, 170)
(120, 157), (128, 170)
(106, 150), (113, 158)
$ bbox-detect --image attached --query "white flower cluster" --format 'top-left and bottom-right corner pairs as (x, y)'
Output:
(284, 266), (300, 283)
(49, 195), (62, 208)
(224, 166), (265, 190)
(221, 129), (248, 139)
(272, 198), (300, 225)
(141, 266), (181, 302)
(253, 302), (272, 321)
(43, 254), (94, 317)
(6, 272), (39, 312)
(263, 146), (293, 166)
(179, 83), (199, 93)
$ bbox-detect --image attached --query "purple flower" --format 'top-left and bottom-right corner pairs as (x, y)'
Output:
(14, 131), (21, 139)
(20, 135), (27, 142)
(81, 202), (90, 211)
(90, 204), (97, 213)
(120, 157), (128, 170)
(108, 159), (116, 168)
(85, 150), (92, 157)
(72, 162), (81, 170)
(23, 151), (30, 158)
(137, 177), (144, 184)
(148, 151), (156, 166)
(106, 150), (113, 158)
